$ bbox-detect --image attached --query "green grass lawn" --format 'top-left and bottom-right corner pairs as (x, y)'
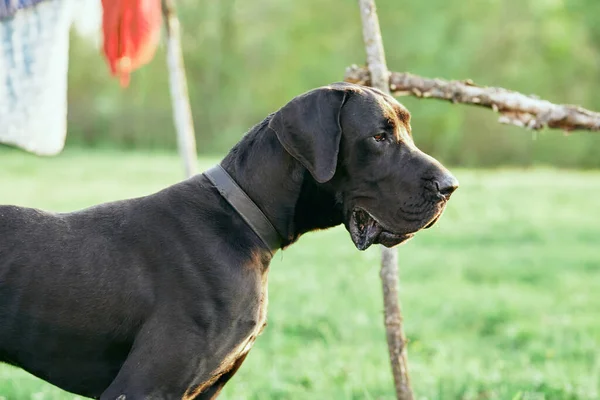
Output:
(0, 148), (599, 400)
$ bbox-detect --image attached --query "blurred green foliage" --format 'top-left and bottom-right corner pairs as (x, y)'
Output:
(67, 0), (600, 167)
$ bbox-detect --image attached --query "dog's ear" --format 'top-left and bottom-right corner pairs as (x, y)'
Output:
(268, 86), (350, 183)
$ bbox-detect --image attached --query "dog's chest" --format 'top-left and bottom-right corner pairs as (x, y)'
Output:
(183, 257), (271, 399)
(231, 270), (269, 359)
(206, 270), (269, 386)
(236, 272), (269, 355)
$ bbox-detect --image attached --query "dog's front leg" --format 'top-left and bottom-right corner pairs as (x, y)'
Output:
(99, 319), (217, 400)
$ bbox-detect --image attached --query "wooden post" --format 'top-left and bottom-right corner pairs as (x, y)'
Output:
(162, 0), (198, 178)
(357, 0), (414, 399)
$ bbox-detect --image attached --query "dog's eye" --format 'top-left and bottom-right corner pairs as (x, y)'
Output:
(373, 133), (386, 142)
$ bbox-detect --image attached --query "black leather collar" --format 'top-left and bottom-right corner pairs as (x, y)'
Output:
(204, 165), (282, 255)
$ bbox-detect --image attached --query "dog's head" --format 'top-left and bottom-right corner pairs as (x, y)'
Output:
(268, 82), (458, 250)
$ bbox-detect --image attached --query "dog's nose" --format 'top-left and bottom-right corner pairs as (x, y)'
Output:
(435, 174), (459, 200)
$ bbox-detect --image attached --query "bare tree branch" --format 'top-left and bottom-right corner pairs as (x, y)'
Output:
(345, 65), (600, 132)
(357, 1), (414, 399)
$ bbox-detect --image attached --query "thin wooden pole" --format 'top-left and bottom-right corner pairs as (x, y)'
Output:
(162, 0), (198, 178)
(357, 0), (414, 399)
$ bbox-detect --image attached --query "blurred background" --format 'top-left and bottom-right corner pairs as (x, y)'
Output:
(65, 0), (600, 168)
(1, 0), (600, 399)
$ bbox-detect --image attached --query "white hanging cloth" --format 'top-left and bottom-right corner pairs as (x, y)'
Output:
(0, 0), (76, 155)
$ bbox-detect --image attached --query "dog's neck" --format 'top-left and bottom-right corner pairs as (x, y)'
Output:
(220, 116), (343, 249)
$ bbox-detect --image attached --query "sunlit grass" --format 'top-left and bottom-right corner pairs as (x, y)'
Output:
(1, 148), (599, 399)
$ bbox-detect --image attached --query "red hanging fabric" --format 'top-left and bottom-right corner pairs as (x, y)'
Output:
(101, 0), (163, 87)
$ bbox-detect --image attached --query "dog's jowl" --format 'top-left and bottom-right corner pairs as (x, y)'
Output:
(0, 83), (457, 399)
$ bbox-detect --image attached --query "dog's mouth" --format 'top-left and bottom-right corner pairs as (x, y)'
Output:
(348, 208), (416, 251)
(424, 215), (439, 229)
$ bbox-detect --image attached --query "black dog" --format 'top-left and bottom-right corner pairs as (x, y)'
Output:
(0, 83), (457, 399)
